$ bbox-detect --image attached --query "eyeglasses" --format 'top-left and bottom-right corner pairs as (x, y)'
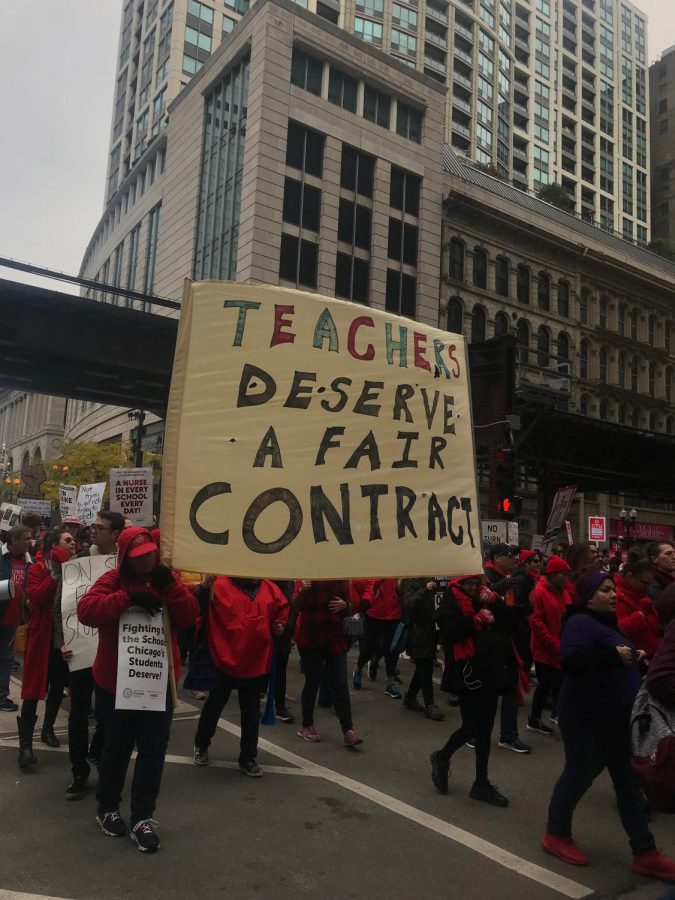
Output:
(90, 524), (111, 532)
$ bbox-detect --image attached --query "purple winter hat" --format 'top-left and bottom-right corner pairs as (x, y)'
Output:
(577, 570), (613, 605)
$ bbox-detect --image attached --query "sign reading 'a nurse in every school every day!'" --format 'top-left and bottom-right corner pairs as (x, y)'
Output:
(161, 282), (483, 580)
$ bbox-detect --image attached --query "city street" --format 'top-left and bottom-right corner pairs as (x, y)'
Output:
(1, 651), (673, 900)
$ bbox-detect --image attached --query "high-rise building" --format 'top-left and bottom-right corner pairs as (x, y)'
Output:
(649, 44), (675, 244)
(105, 0), (650, 243)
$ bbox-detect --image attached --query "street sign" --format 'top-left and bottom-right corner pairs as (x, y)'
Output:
(482, 520), (518, 546)
(588, 516), (606, 543)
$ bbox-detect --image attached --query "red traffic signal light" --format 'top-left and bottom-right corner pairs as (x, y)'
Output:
(502, 497), (512, 513)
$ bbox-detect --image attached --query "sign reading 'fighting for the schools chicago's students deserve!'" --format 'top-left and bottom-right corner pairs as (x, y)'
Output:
(161, 281), (483, 579)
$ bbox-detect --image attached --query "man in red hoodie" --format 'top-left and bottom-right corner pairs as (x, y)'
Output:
(615, 557), (661, 659)
(78, 527), (198, 854)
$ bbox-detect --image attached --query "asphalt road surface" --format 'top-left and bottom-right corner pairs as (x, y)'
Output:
(1, 651), (674, 900)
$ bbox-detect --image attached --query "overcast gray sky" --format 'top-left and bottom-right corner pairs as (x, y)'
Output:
(0, 0), (674, 296)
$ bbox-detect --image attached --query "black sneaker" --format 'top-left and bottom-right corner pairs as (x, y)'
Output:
(96, 809), (127, 837)
(526, 717), (555, 736)
(498, 738), (532, 754)
(367, 659), (378, 682)
(130, 819), (160, 853)
(0, 698), (18, 712)
(276, 707), (294, 723)
(65, 776), (88, 801)
(193, 746), (209, 766)
(470, 781), (509, 807)
(239, 759), (263, 778)
(429, 751), (449, 794)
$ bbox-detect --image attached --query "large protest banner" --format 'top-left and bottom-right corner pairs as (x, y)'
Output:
(110, 468), (153, 525)
(161, 282), (482, 579)
(61, 555), (116, 672)
(76, 483), (106, 526)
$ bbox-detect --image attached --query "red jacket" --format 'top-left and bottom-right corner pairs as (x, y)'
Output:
(358, 578), (401, 621)
(208, 578), (289, 680)
(614, 574), (662, 658)
(78, 527), (199, 695)
(529, 575), (568, 669)
(22, 563), (59, 700)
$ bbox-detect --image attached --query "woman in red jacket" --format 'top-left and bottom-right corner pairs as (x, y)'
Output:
(17, 527), (76, 768)
(351, 578), (403, 698)
(527, 556), (571, 736)
(78, 527), (198, 854)
(193, 576), (288, 776)
(614, 557), (661, 659)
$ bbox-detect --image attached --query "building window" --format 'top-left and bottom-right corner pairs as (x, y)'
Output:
(283, 178), (321, 231)
(580, 394), (589, 416)
(194, 56), (249, 281)
(538, 271), (550, 311)
(579, 339), (589, 379)
(618, 303), (626, 336)
(447, 297), (463, 334)
(600, 399), (608, 421)
(618, 404), (626, 425)
(666, 368), (673, 404)
(473, 248), (487, 289)
(126, 224), (141, 305)
(517, 319), (530, 364)
(648, 314), (656, 346)
(495, 257), (509, 297)
(279, 234), (318, 288)
(363, 85), (391, 128)
(599, 296), (608, 329)
(354, 17), (383, 43)
(341, 146), (374, 198)
(599, 346), (608, 383)
(537, 326), (550, 368)
(666, 322), (672, 355)
(580, 288), (589, 324)
(631, 408), (640, 428)
(144, 204), (161, 297)
(494, 311), (509, 337)
(396, 102), (422, 143)
(649, 361), (656, 396)
(385, 269), (416, 317)
(631, 356), (639, 391)
(335, 252), (369, 303)
(449, 239), (464, 282)
(286, 121), (324, 178)
(339, 201), (371, 250)
(390, 166), (420, 215)
(557, 280), (569, 318)
(517, 265), (530, 304)
(291, 48), (323, 95)
(388, 218), (417, 265)
(558, 332), (570, 364)
(222, 15), (236, 34)
(391, 28), (417, 58)
(471, 305), (487, 343)
(328, 67), (357, 112)
(618, 352), (626, 388)
(630, 308), (638, 340)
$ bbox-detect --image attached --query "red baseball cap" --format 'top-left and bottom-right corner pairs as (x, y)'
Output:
(126, 532), (157, 559)
(62, 515), (82, 526)
(545, 556), (571, 576)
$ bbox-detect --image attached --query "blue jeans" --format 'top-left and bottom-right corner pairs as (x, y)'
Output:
(547, 716), (655, 856)
(0, 623), (17, 702)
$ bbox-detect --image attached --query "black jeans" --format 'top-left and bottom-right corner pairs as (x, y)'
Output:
(195, 671), (263, 764)
(531, 662), (563, 722)
(96, 687), (173, 825)
(357, 617), (400, 678)
(274, 644), (291, 711)
(547, 716), (655, 856)
(406, 657), (434, 706)
(68, 667), (105, 778)
(299, 648), (352, 732)
(21, 646), (69, 728)
(436, 687), (499, 784)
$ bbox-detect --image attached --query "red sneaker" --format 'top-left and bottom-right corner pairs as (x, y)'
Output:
(541, 834), (589, 866)
(632, 850), (675, 882)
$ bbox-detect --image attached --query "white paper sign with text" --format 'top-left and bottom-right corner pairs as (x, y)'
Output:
(110, 468), (154, 526)
(76, 483), (106, 527)
(115, 608), (168, 711)
(62, 554), (116, 672)
(59, 484), (77, 520)
(0, 502), (22, 532)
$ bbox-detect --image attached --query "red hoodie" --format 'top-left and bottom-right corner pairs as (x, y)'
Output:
(529, 575), (568, 668)
(357, 578), (401, 621)
(78, 527), (199, 695)
(614, 573), (662, 658)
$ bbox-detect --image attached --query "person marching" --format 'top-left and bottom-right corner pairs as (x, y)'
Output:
(541, 570), (675, 882)
(400, 578), (443, 720)
(527, 556), (571, 735)
(294, 579), (363, 746)
(0, 525), (33, 713)
(615, 556), (662, 660)
(78, 527), (198, 853)
(193, 576), (288, 776)
(61, 510), (124, 800)
(17, 528), (76, 768)
(430, 574), (521, 807)
(351, 578), (403, 698)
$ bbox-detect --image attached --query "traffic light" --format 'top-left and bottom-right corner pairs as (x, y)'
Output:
(494, 448), (521, 520)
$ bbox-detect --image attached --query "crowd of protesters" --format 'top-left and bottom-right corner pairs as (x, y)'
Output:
(2, 517), (675, 884)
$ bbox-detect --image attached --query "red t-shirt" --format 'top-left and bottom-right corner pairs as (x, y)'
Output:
(0, 558), (28, 626)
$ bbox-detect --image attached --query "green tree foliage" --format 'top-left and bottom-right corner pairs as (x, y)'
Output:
(648, 238), (675, 261)
(537, 183), (575, 212)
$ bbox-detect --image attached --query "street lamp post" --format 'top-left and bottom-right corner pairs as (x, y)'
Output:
(620, 507), (638, 549)
(128, 409), (146, 468)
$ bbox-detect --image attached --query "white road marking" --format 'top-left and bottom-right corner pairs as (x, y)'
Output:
(0, 892), (72, 900)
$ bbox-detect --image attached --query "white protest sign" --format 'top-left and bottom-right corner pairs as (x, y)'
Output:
(507, 521), (519, 546)
(0, 502), (22, 532)
(110, 468), (154, 526)
(531, 534), (544, 551)
(61, 554), (116, 672)
(60, 484), (77, 520)
(17, 498), (52, 519)
(115, 608), (168, 711)
(76, 483), (106, 526)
